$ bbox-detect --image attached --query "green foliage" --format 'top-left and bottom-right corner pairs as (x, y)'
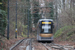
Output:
(0, 9), (7, 35)
(0, 9), (7, 16)
(33, 1), (40, 25)
(21, 25), (28, 37)
(65, 31), (75, 41)
(54, 25), (75, 41)
(0, 0), (7, 10)
(33, 9), (40, 24)
(0, 0), (7, 36)
(54, 26), (75, 38)
(13, 22), (28, 37)
(49, 2), (54, 17)
(21, 32), (27, 37)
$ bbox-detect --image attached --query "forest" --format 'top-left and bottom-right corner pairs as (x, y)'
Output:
(0, 0), (7, 36)
(0, 0), (75, 50)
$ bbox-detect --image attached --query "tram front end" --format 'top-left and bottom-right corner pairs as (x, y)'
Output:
(37, 19), (54, 41)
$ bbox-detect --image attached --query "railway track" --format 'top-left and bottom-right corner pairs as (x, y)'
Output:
(10, 38), (74, 50)
(40, 42), (74, 50)
(10, 38), (33, 50)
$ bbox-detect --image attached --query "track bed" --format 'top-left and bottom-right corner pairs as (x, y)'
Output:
(10, 38), (74, 50)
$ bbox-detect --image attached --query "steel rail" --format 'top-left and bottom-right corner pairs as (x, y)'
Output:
(29, 39), (32, 50)
(40, 42), (55, 50)
(40, 43), (50, 50)
(9, 39), (25, 50)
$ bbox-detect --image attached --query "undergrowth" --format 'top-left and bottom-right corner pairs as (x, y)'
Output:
(54, 25), (75, 41)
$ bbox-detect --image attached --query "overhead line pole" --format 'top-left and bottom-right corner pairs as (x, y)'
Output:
(7, 0), (9, 40)
(15, 0), (17, 38)
(56, 0), (58, 31)
(27, 8), (29, 38)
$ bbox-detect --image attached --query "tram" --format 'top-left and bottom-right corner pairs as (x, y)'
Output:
(37, 19), (54, 41)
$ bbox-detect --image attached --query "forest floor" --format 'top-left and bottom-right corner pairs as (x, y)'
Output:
(0, 31), (75, 50)
(0, 36), (75, 50)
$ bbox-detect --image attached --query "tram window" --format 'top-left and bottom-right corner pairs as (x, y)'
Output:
(41, 25), (51, 33)
(42, 25), (51, 29)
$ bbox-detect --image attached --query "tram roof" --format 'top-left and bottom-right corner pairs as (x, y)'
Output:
(38, 19), (53, 22)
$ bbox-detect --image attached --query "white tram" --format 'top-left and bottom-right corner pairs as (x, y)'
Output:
(37, 19), (54, 41)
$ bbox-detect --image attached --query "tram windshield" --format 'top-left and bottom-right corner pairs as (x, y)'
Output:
(40, 21), (52, 33)
(42, 25), (51, 33)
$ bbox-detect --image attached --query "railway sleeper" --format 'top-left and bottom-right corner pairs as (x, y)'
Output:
(51, 45), (74, 50)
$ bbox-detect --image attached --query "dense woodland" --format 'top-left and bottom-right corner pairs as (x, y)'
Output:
(0, 0), (7, 36)
(54, 0), (75, 41)
(0, 0), (75, 41)
(0, 0), (75, 49)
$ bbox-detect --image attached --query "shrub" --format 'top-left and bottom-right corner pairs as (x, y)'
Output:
(0, 9), (7, 35)
(54, 26), (75, 38)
